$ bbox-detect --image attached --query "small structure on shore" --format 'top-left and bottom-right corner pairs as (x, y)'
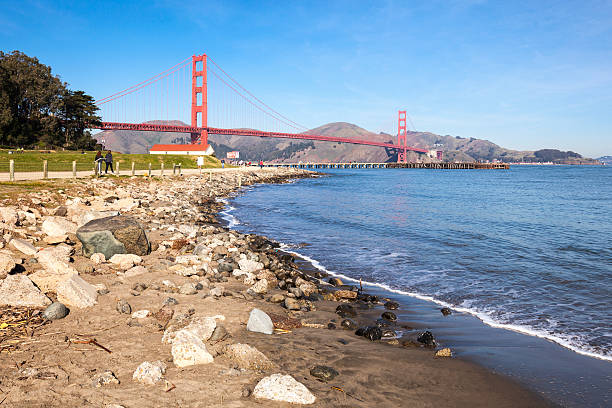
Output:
(149, 144), (214, 156)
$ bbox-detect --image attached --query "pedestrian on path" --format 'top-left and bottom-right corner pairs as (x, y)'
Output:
(105, 150), (114, 174)
(221, 159), (225, 169)
(94, 151), (103, 175)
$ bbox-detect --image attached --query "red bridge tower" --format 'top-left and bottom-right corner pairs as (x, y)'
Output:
(397, 110), (407, 163)
(191, 54), (208, 146)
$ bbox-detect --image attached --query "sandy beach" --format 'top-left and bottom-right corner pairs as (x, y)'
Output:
(0, 169), (552, 407)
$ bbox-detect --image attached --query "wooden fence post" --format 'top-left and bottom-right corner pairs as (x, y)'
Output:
(72, 161), (76, 178)
(116, 161), (120, 176)
(178, 163), (181, 176)
(131, 162), (135, 176)
(160, 162), (164, 176)
(9, 160), (14, 182)
(43, 160), (48, 179)
(148, 163), (152, 177)
(173, 163), (176, 175)
(208, 171), (212, 182)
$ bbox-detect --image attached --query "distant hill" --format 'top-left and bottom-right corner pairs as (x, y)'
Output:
(94, 120), (599, 164)
(597, 156), (612, 165)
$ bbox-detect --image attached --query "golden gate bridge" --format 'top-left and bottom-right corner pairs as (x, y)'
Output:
(93, 54), (428, 162)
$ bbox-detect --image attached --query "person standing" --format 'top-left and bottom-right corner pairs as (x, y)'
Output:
(105, 150), (114, 174)
(221, 159), (225, 169)
(94, 151), (103, 175)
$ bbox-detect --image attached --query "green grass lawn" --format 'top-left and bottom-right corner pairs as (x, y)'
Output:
(0, 149), (223, 172)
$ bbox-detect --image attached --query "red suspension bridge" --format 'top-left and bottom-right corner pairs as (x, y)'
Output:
(93, 54), (428, 162)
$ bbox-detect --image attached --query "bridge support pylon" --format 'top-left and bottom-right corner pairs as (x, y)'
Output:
(397, 110), (407, 163)
(191, 54), (208, 146)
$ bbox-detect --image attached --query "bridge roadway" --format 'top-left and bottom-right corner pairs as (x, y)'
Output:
(264, 162), (510, 170)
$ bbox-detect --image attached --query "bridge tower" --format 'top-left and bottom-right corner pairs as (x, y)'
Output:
(191, 54), (208, 146)
(397, 110), (407, 163)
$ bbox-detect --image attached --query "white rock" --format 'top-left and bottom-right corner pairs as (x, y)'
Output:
(109, 254), (142, 270)
(0, 207), (19, 225)
(9, 238), (37, 256)
(132, 310), (150, 319)
(238, 258), (264, 274)
(0, 275), (52, 307)
(41, 216), (77, 236)
(175, 254), (200, 265)
(253, 374), (316, 404)
(132, 361), (166, 385)
(171, 330), (214, 367)
(43, 235), (68, 245)
(0, 253), (16, 278)
(249, 278), (268, 295)
(124, 265), (148, 278)
(162, 280), (176, 288)
(56, 275), (98, 308)
(29, 268), (78, 293)
(90, 253), (106, 264)
(162, 315), (223, 344)
(246, 308), (274, 335)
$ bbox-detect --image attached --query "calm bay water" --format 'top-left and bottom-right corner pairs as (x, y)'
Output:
(220, 165), (612, 404)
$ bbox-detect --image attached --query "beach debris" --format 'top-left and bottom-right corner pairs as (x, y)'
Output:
(0, 275), (51, 308)
(252, 373), (315, 404)
(330, 386), (365, 402)
(381, 311), (397, 322)
(441, 307), (452, 316)
(417, 331), (436, 347)
(133, 361), (166, 385)
(435, 348), (452, 357)
(223, 343), (274, 370)
(269, 313), (302, 330)
(384, 301), (400, 310)
(310, 365), (339, 382)
(246, 308), (274, 335)
(42, 302), (69, 320)
(91, 370), (120, 387)
(0, 306), (49, 353)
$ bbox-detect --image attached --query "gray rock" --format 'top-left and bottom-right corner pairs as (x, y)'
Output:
(223, 343), (274, 370)
(179, 282), (198, 295)
(43, 302), (69, 320)
(310, 365), (339, 382)
(288, 287), (303, 298)
(163, 297), (178, 306)
(246, 308), (274, 335)
(116, 299), (132, 314)
(269, 294), (285, 304)
(283, 297), (301, 311)
(209, 324), (229, 342)
(76, 215), (150, 259)
(92, 370), (120, 387)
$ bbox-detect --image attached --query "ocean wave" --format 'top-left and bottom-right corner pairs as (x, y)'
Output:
(279, 245), (612, 362)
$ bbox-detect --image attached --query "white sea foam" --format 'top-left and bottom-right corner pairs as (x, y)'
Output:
(279, 245), (612, 362)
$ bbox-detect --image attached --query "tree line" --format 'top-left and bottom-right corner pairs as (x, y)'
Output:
(0, 50), (101, 150)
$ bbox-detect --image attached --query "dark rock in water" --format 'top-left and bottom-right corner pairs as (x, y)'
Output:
(53, 206), (68, 217)
(340, 318), (358, 330)
(310, 365), (339, 382)
(382, 329), (397, 338)
(76, 215), (150, 258)
(385, 301), (400, 310)
(116, 299), (131, 314)
(401, 339), (421, 348)
(381, 311), (397, 321)
(338, 338), (348, 345)
(417, 331), (436, 347)
(42, 302), (69, 320)
(327, 322), (336, 330)
(441, 307), (452, 316)
(328, 277), (343, 286)
(335, 304), (356, 318)
(355, 326), (382, 341)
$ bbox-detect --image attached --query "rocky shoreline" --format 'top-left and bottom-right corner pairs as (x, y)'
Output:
(0, 169), (552, 407)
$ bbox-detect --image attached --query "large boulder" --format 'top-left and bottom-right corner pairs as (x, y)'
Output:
(76, 216), (150, 259)
(0, 275), (52, 307)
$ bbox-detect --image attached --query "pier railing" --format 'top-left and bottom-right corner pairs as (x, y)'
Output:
(264, 162), (510, 170)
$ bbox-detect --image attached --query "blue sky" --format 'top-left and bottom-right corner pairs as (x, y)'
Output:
(1, 0), (611, 157)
